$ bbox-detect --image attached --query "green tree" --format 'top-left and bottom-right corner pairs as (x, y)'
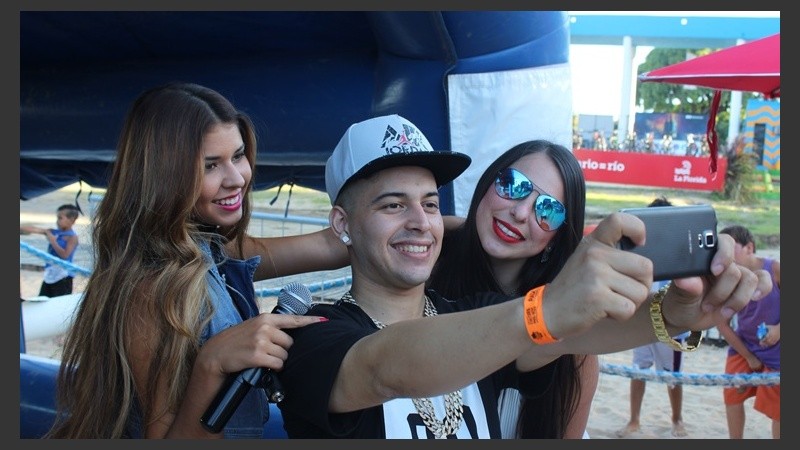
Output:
(637, 48), (716, 114)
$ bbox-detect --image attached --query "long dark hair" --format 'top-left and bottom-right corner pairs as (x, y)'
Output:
(429, 140), (586, 438)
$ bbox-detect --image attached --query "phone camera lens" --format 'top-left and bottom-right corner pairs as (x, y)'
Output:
(704, 231), (716, 248)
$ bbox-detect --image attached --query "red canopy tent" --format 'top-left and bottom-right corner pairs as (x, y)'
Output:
(638, 32), (780, 173)
(639, 33), (780, 97)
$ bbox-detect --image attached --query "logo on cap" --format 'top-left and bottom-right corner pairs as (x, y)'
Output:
(381, 123), (432, 155)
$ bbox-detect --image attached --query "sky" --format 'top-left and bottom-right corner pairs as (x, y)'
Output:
(569, 11), (780, 119)
(570, 44), (651, 118)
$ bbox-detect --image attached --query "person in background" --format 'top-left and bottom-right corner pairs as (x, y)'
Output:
(616, 196), (689, 438)
(717, 225), (780, 439)
(46, 82), (349, 438)
(276, 113), (766, 439)
(20, 203), (81, 297)
(429, 140), (598, 438)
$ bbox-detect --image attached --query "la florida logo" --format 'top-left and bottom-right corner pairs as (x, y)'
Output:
(673, 160), (708, 184)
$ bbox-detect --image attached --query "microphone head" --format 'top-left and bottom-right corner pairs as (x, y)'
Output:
(274, 282), (312, 315)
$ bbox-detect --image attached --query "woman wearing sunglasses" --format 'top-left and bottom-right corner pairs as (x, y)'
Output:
(429, 140), (598, 438)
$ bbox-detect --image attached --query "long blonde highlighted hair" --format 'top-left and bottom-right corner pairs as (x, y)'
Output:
(47, 83), (257, 437)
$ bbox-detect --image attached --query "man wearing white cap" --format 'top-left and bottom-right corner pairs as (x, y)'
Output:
(276, 114), (768, 439)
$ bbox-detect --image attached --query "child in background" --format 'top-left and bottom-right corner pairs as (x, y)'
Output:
(616, 196), (689, 438)
(717, 225), (780, 439)
(20, 203), (81, 297)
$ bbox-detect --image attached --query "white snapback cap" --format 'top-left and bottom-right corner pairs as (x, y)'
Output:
(325, 114), (471, 204)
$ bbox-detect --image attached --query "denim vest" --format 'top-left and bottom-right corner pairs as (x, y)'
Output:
(200, 240), (267, 438)
(127, 240), (266, 438)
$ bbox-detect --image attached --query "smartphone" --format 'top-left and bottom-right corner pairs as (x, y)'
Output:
(617, 204), (718, 281)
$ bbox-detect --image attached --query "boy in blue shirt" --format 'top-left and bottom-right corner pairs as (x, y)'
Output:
(21, 203), (81, 297)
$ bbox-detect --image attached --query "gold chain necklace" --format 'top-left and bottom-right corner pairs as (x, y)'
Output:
(339, 291), (464, 438)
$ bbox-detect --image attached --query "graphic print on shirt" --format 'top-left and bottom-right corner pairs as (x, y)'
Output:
(382, 382), (488, 438)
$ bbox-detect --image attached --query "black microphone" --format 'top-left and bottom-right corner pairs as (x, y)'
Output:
(200, 282), (312, 433)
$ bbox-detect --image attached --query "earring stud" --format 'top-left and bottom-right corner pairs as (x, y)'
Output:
(341, 233), (351, 244)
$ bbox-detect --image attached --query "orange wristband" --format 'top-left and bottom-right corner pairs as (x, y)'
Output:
(524, 285), (559, 344)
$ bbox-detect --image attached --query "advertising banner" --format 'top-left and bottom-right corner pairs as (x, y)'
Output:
(634, 112), (708, 141)
(574, 149), (727, 191)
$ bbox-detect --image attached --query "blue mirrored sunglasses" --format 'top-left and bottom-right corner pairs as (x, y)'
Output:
(494, 168), (566, 232)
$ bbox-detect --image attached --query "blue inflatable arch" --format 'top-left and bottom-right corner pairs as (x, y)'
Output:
(21, 11), (570, 209)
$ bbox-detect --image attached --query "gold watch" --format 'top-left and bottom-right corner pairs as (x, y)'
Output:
(650, 283), (703, 352)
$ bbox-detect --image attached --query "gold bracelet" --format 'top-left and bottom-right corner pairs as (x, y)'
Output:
(650, 283), (703, 352)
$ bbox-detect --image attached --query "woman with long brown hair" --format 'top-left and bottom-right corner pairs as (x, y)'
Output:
(47, 83), (348, 438)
